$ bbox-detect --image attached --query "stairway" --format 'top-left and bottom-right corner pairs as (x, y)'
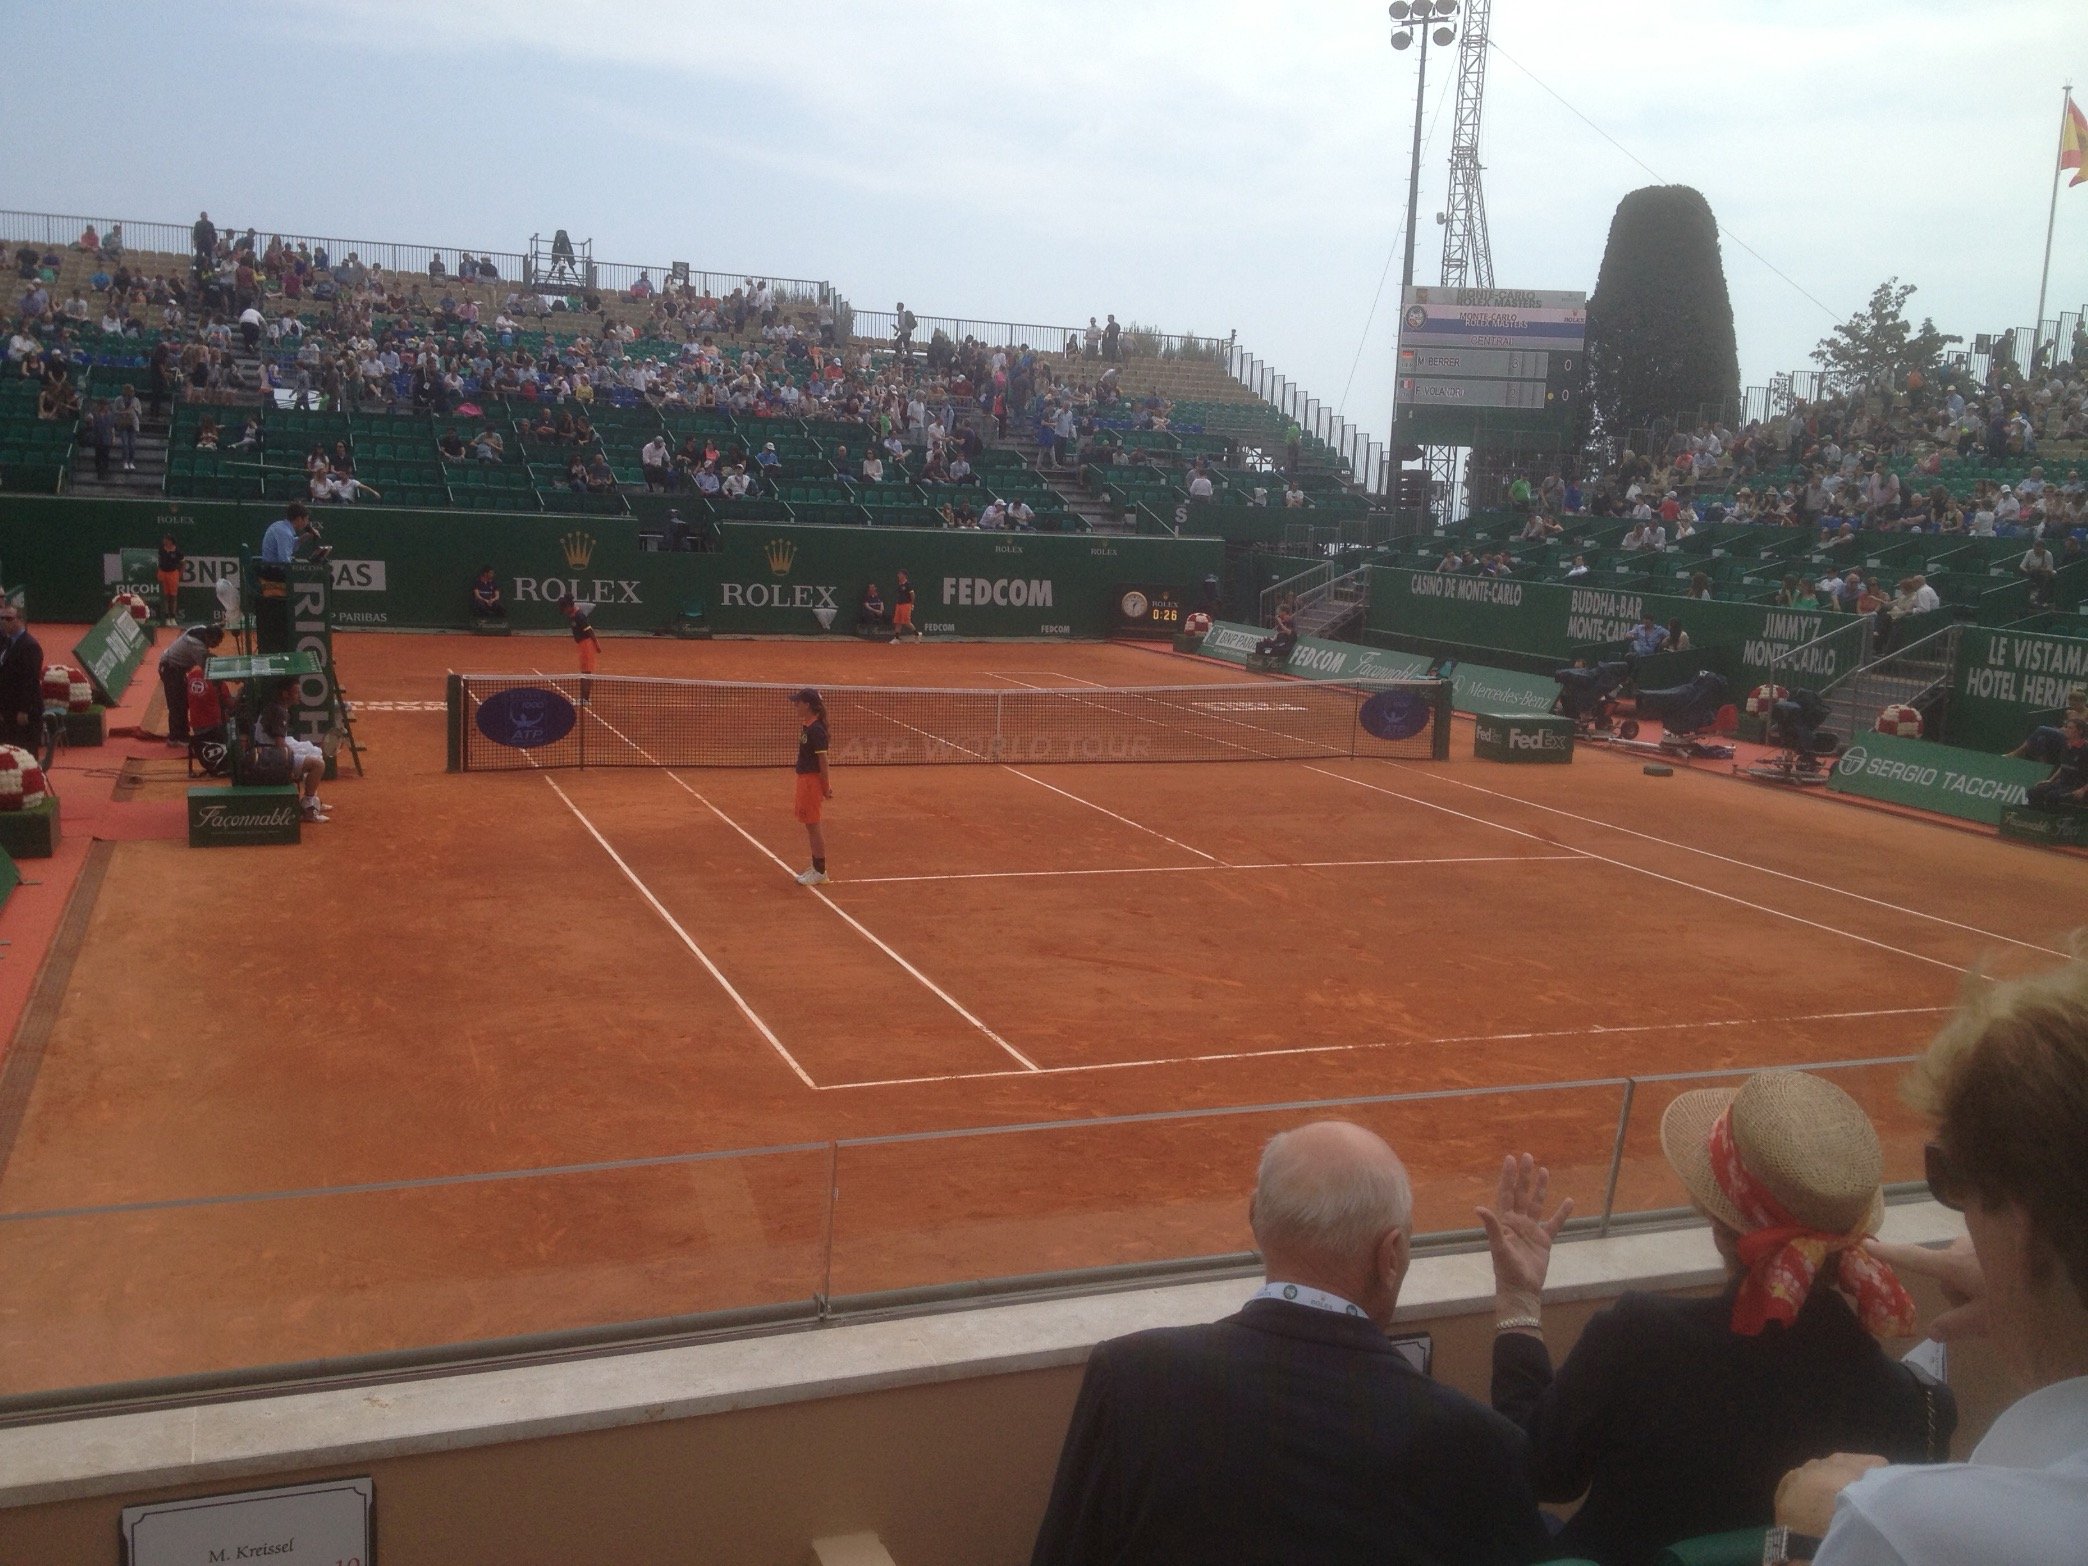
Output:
(1002, 432), (1126, 534)
(1293, 567), (1370, 639)
(66, 416), (170, 499)
(1822, 625), (1960, 744)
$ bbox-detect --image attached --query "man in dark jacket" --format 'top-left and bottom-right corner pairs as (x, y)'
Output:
(1031, 1121), (1549, 1566)
(0, 604), (43, 752)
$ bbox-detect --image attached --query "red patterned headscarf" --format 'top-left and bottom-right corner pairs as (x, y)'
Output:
(1708, 1106), (1915, 1338)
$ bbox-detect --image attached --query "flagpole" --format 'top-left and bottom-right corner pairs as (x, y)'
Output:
(2035, 82), (2074, 355)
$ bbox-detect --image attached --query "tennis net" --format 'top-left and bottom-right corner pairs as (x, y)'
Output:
(446, 674), (1453, 771)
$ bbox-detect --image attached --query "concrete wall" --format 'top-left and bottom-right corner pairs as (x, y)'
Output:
(0, 1207), (2002, 1566)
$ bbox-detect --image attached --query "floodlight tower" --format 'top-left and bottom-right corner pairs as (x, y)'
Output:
(1387, 0), (1459, 525)
(1437, 0), (1494, 292)
(1429, 0), (1494, 520)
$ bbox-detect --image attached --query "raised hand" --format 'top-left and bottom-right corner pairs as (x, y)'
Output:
(1477, 1153), (1575, 1313)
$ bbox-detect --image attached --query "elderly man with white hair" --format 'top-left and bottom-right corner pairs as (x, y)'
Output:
(1030, 1120), (1547, 1566)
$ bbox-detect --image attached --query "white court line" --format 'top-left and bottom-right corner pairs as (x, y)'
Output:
(541, 775), (819, 1090)
(814, 1004), (1951, 1090)
(1372, 760), (2076, 960)
(876, 675), (1229, 863)
(1003, 766), (1226, 863)
(656, 770), (1043, 1072)
(545, 672), (1041, 1074)
(845, 854), (1588, 886)
(1304, 764), (1974, 976)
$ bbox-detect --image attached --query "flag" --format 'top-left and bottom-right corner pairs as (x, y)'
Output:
(2064, 97), (2088, 188)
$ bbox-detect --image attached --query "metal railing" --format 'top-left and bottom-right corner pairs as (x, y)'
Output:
(1293, 566), (1372, 639)
(1259, 560), (1335, 626)
(846, 308), (1231, 363)
(0, 207), (831, 308)
(0, 1049), (1930, 1416)
(1227, 345), (1390, 498)
(1764, 615), (1873, 696)
(1819, 621), (1962, 744)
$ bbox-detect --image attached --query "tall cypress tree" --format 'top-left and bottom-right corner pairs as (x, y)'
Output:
(1584, 186), (1741, 445)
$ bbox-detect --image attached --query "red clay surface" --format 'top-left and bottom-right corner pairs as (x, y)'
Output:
(0, 631), (2080, 1394)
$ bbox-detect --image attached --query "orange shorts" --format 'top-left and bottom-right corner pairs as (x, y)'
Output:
(577, 641), (599, 674)
(892, 603), (914, 629)
(793, 771), (826, 824)
(157, 569), (181, 599)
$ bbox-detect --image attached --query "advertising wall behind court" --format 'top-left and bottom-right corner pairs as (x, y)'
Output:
(0, 497), (1220, 638)
(1365, 565), (1836, 688)
(1825, 730), (2051, 826)
(1946, 627), (2088, 753)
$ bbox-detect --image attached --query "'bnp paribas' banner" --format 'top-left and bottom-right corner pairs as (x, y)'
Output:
(1946, 627), (2088, 754)
(0, 496), (1219, 637)
(1194, 619), (1556, 714)
(1366, 566), (1845, 688)
(1827, 730), (2051, 826)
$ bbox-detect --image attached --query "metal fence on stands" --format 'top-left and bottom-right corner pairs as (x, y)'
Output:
(0, 208), (831, 307)
(1225, 345), (1390, 498)
(845, 308), (1231, 364)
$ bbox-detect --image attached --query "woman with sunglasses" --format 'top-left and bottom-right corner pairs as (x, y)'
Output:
(1779, 943), (2088, 1564)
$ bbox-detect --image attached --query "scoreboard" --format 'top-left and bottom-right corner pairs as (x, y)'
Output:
(1395, 286), (1586, 451)
(1111, 584), (1189, 638)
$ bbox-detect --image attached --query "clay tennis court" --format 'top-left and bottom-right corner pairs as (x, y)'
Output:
(0, 633), (2079, 1396)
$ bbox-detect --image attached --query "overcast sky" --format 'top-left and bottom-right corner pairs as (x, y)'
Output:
(5, 1), (2083, 441)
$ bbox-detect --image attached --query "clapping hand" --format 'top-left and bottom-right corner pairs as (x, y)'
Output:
(1477, 1153), (1574, 1320)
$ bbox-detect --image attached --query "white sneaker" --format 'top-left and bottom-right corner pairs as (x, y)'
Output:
(794, 867), (827, 885)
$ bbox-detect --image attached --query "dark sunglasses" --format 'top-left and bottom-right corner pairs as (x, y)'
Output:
(1924, 1142), (1967, 1211)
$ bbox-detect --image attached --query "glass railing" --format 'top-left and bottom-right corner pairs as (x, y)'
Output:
(0, 1054), (1928, 1409)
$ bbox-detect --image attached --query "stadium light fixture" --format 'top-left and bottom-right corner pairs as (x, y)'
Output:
(1388, 0), (1457, 523)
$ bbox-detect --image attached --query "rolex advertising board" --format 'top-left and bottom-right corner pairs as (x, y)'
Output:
(1, 496), (1221, 638)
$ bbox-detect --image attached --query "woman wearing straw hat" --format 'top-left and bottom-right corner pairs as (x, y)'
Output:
(1476, 1071), (1951, 1566)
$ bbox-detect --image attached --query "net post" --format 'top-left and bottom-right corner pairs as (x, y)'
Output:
(578, 679), (588, 770)
(1432, 679), (1452, 761)
(446, 674), (464, 772)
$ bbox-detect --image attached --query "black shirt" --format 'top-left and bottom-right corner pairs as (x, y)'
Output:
(893, 581), (915, 607)
(1492, 1284), (1950, 1566)
(158, 544), (183, 572)
(568, 609), (594, 642)
(795, 718), (828, 775)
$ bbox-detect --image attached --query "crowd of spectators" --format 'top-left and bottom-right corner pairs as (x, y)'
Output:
(1030, 940), (2088, 1566)
(10, 217), (1213, 518)
(1488, 348), (2088, 551)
